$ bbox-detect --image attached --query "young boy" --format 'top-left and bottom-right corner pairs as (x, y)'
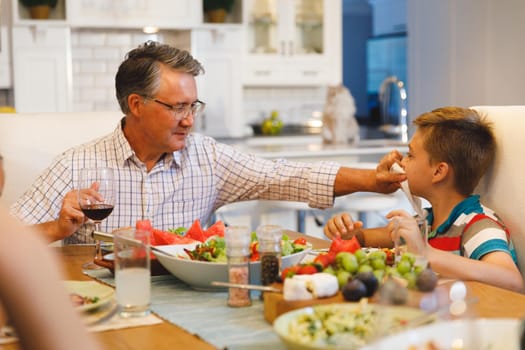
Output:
(324, 106), (523, 293)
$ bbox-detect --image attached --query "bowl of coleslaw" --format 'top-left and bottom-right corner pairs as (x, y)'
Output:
(273, 302), (429, 350)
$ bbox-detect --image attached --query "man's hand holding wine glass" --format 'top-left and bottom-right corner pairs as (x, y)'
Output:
(77, 167), (116, 270)
(56, 189), (89, 239)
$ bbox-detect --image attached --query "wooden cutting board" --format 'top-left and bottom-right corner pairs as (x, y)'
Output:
(263, 283), (427, 324)
(263, 284), (346, 324)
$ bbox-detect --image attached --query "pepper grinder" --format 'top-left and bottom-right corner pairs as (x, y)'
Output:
(256, 225), (283, 286)
(224, 225), (252, 307)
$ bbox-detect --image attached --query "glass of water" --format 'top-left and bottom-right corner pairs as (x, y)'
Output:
(114, 228), (151, 318)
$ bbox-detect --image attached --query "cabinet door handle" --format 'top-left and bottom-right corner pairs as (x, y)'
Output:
(280, 41), (286, 56)
(254, 70), (271, 76)
(289, 41), (294, 55)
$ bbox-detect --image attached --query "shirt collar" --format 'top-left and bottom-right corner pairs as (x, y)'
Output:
(426, 194), (481, 237)
(111, 118), (135, 167)
(114, 117), (183, 169)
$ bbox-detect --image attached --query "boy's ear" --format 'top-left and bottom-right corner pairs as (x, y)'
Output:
(432, 162), (449, 183)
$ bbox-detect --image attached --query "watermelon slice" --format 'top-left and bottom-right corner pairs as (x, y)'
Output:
(152, 229), (197, 245)
(135, 219), (157, 245)
(185, 219), (206, 242)
(203, 220), (225, 240)
(135, 220), (197, 246)
(136, 219), (153, 232)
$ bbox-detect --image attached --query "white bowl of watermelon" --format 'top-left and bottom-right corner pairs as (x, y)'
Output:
(146, 220), (312, 290)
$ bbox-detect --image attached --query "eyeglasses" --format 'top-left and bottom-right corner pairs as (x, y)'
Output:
(146, 97), (206, 121)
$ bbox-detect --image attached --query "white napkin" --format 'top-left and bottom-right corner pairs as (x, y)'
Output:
(390, 163), (426, 218)
(0, 308), (163, 345)
(87, 311), (162, 333)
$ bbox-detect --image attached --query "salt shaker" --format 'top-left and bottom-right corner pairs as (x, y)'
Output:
(224, 226), (252, 307)
(257, 225), (283, 286)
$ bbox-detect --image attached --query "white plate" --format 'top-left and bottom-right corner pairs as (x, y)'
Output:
(361, 318), (520, 350)
(83, 299), (118, 325)
(154, 244), (311, 290)
(273, 302), (428, 350)
(64, 280), (115, 312)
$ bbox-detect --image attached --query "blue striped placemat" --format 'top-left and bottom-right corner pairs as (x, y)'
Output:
(86, 269), (286, 349)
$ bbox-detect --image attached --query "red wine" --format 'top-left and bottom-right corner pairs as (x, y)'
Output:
(81, 204), (114, 221)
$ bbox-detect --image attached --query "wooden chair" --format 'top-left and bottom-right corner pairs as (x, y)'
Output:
(473, 105), (525, 284)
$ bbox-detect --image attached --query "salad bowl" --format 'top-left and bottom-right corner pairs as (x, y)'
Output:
(273, 302), (428, 350)
(153, 243), (311, 290)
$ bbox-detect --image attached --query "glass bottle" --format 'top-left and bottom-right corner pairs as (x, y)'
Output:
(257, 225), (283, 286)
(225, 226), (252, 307)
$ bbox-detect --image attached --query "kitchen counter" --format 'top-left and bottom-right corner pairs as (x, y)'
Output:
(229, 135), (408, 163)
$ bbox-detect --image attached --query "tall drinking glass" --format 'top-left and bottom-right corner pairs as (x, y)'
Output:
(114, 228), (151, 318)
(78, 167), (115, 270)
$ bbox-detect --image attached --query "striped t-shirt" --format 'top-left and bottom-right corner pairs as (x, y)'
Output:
(426, 195), (517, 264)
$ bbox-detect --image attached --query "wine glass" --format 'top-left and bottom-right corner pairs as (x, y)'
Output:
(78, 167), (115, 270)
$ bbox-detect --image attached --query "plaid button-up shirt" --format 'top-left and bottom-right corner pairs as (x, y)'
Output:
(11, 122), (340, 244)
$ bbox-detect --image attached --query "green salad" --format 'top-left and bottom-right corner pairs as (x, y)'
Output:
(184, 233), (309, 263)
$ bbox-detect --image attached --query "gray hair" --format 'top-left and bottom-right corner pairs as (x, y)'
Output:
(115, 41), (205, 114)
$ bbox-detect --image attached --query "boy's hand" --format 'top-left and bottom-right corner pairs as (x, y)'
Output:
(386, 210), (427, 255)
(324, 213), (363, 240)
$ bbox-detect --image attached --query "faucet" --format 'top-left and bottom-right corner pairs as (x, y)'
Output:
(378, 76), (408, 143)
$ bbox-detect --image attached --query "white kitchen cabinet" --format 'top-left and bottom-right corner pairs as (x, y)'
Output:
(0, 0), (12, 88)
(11, 0), (67, 25)
(67, 0), (202, 29)
(242, 0), (341, 86)
(191, 26), (245, 138)
(0, 27), (11, 89)
(12, 0), (201, 29)
(12, 26), (72, 112)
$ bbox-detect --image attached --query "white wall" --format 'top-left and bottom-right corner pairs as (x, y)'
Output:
(407, 0), (525, 121)
(485, 1), (525, 105)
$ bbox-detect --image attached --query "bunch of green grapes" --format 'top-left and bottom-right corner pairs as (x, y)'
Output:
(322, 249), (434, 291)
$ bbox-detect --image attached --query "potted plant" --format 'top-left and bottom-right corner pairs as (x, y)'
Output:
(203, 0), (235, 23)
(19, 0), (58, 19)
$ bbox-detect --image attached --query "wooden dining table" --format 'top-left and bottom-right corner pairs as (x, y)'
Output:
(3, 231), (525, 349)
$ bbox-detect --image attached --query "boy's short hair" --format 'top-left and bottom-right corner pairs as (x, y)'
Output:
(414, 106), (496, 195)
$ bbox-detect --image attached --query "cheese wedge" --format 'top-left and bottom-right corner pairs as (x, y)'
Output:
(283, 273), (339, 301)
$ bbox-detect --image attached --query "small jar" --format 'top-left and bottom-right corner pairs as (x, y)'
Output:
(257, 225), (283, 286)
(225, 226), (252, 307)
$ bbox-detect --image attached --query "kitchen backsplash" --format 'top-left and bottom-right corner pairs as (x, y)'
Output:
(70, 28), (327, 128)
(244, 86), (327, 127)
(70, 29), (191, 112)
